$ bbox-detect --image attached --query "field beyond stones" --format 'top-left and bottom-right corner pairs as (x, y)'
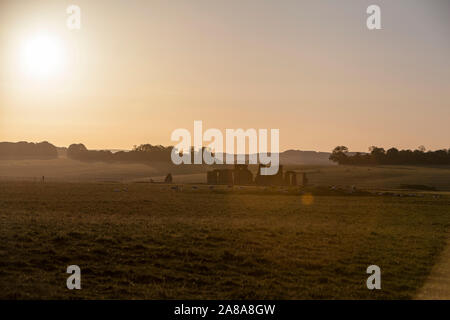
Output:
(1, 180), (449, 299)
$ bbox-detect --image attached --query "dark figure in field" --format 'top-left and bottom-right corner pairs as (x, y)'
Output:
(164, 173), (173, 184)
(42, 176), (45, 183)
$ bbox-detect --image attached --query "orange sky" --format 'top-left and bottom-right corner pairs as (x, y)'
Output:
(1, 0), (449, 152)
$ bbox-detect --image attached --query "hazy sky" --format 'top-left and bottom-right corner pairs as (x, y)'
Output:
(1, 0), (449, 152)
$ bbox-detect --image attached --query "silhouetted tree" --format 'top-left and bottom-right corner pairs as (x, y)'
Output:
(329, 146), (349, 164)
(0, 141), (58, 159)
(330, 145), (450, 166)
(67, 143), (173, 163)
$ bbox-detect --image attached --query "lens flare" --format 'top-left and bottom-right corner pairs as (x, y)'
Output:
(20, 34), (65, 77)
(301, 193), (314, 206)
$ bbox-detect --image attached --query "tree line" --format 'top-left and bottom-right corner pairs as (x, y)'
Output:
(3, 141), (449, 166)
(67, 143), (173, 162)
(329, 146), (450, 165)
(0, 141), (58, 159)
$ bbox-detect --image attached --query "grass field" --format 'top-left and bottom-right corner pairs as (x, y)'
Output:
(2, 159), (450, 192)
(1, 180), (449, 299)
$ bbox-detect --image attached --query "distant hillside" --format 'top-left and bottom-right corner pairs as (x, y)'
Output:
(65, 142), (338, 165)
(1, 141), (336, 165)
(201, 150), (335, 166)
(279, 150), (334, 165)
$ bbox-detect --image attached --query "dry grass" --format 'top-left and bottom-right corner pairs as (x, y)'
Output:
(0, 181), (449, 299)
(2, 159), (450, 192)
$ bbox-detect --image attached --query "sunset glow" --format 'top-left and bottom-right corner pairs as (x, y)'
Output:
(20, 34), (65, 78)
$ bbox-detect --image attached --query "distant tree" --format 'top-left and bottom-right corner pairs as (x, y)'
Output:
(0, 141), (57, 159)
(386, 148), (399, 164)
(329, 146), (349, 164)
(333, 146), (349, 153)
(369, 146), (386, 164)
(68, 143), (173, 163)
(330, 145), (450, 166)
(67, 144), (88, 160)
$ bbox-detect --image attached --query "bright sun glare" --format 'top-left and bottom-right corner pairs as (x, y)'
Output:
(20, 34), (65, 77)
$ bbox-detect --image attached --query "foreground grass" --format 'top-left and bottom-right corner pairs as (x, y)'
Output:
(0, 181), (449, 299)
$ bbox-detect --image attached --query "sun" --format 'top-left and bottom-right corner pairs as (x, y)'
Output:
(20, 34), (65, 78)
